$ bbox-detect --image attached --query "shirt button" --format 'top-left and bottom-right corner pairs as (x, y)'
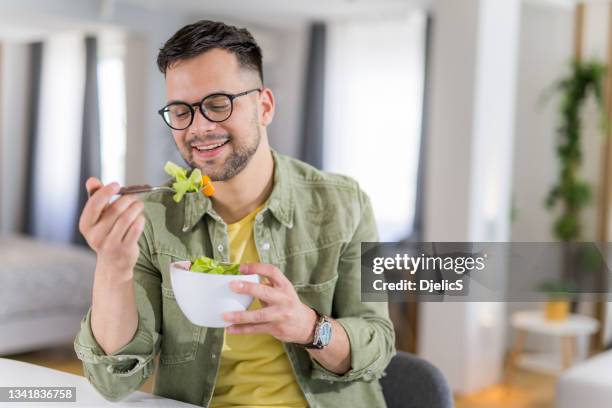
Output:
(217, 244), (224, 252)
(261, 242), (270, 251)
(212, 353), (216, 359)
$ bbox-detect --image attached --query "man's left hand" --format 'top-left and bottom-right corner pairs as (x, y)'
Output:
(222, 263), (318, 344)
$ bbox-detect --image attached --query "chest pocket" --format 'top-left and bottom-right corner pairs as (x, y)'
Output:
(294, 275), (339, 316)
(279, 240), (344, 316)
(156, 251), (204, 365)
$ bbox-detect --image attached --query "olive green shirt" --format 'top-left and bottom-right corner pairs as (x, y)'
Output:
(74, 150), (395, 407)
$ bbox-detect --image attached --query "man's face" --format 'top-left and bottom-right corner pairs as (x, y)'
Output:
(164, 48), (264, 181)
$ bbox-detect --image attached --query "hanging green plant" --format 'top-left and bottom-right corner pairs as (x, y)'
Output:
(546, 60), (607, 242)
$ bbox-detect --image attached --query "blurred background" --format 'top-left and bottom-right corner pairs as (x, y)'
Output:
(1, 0), (612, 407)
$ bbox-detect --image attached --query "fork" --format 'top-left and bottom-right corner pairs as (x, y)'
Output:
(117, 184), (177, 195)
(88, 177), (215, 197)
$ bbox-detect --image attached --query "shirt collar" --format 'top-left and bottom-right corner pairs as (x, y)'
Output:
(266, 150), (294, 228)
(181, 149), (294, 232)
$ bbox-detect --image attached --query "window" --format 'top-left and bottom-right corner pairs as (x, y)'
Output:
(324, 12), (427, 241)
(98, 31), (126, 186)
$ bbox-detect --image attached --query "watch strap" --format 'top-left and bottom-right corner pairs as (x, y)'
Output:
(304, 309), (328, 349)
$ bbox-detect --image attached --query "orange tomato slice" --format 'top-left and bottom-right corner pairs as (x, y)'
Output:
(201, 175), (215, 197)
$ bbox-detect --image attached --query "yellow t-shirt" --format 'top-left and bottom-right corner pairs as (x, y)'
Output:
(210, 205), (308, 408)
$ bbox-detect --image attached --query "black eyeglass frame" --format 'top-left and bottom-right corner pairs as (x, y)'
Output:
(157, 88), (262, 130)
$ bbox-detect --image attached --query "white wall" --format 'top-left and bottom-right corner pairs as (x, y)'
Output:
(508, 1), (574, 355)
(420, 0), (521, 394)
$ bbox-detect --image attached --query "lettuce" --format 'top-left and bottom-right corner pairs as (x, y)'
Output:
(190, 256), (241, 275)
(164, 161), (203, 203)
(163, 161), (187, 180)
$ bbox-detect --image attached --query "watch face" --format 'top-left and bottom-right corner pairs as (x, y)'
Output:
(318, 321), (332, 346)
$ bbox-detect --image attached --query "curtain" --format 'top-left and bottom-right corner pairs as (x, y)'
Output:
(408, 15), (433, 243)
(22, 42), (43, 236)
(323, 13), (427, 241)
(299, 22), (326, 169)
(24, 33), (90, 243)
(73, 36), (101, 245)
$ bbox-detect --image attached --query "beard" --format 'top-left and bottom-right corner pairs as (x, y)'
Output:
(179, 128), (261, 182)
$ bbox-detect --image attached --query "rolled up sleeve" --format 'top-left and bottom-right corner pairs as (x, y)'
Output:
(310, 188), (396, 382)
(74, 220), (162, 401)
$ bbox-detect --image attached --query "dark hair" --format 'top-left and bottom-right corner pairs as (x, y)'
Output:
(157, 20), (264, 83)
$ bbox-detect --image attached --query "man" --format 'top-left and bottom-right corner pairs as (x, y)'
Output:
(75, 20), (395, 407)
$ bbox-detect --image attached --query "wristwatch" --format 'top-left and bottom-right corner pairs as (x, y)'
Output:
(304, 309), (332, 349)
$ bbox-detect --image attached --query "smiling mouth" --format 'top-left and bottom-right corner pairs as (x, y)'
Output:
(191, 139), (230, 153)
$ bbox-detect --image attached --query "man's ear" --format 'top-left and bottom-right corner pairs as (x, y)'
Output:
(259, 88), (275, 126)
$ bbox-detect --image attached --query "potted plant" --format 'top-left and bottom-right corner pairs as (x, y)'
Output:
(537, 280), (576, 321)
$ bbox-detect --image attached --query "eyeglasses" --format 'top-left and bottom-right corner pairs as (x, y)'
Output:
(158, 88), (261, 130)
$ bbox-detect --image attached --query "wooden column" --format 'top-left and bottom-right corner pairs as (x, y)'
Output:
(572, 1), (609, 354)
(574, 3), (585, 61)
(592, 3), (612, 353)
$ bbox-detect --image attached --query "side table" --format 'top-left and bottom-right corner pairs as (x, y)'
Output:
(505, 310), (599, 380)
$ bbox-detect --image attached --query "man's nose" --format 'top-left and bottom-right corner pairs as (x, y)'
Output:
(190, 106), (217, 132)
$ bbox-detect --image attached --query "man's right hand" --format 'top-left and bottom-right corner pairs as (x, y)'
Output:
(79, 177), (144, 355)
(79, 177), (145, 280)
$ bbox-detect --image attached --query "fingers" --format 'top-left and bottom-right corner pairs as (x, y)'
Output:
(86, 194), (141, 249)
(123, 215), (146, 246)
(107, 200), (145, 244)
(80, 182), (120, 231)
(240, 263), (289, 289)
(229, 280), (283, 304)
(85, 177), (103, 197)
(226, 323), (274, 335)
(222, 306), (278, 325)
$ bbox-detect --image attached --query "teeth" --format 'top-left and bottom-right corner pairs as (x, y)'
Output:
(194, 141), (226, 151)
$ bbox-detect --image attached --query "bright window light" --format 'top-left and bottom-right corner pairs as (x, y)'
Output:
(98, 57), (126, 185)
(324, 13), (427, 241)
(98, 33), (126, 186)
(33, 32), (85, 242)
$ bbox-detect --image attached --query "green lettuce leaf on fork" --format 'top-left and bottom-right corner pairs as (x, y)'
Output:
(190, 256), (241, 275)
(164, 161), (203, 203)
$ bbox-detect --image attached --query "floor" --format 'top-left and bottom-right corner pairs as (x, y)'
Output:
(5, 344), (557, 407)
(454, 369), (556, 408)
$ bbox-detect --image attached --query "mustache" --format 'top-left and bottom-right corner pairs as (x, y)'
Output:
(186, 134), (231, 145)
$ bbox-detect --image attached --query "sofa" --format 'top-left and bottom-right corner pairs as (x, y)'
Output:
(556, 349), (612, 408)
(0, 234), (95, 355)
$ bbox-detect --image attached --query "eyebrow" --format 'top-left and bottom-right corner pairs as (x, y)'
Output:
(165, 90), (234, 105)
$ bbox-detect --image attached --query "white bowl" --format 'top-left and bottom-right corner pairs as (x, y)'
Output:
(169, 261), (260, 328)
